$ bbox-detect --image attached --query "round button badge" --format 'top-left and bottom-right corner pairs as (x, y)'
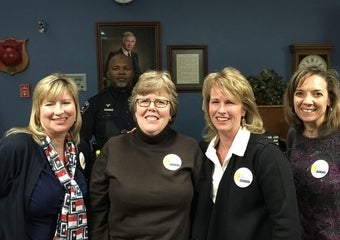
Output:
(234, 167), (253, 188)
(163, 154), (182, 171)
(79, 152), (85, 169)
(311, 159), (329, 178)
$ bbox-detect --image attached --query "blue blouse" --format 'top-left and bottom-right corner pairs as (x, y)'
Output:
(26, 160), (88, 239)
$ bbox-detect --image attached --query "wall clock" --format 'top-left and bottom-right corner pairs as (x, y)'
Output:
(289, 44), (332, 73)
(113, 0), (134, 4)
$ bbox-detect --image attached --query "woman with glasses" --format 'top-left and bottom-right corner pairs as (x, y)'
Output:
(89, 70), (203, 240)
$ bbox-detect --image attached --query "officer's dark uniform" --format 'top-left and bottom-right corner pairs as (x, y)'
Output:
(80, 86), (135, 152)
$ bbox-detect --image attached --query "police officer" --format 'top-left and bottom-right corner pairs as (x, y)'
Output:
(80, 52), (135, 153)
(115, 31), (141, 86)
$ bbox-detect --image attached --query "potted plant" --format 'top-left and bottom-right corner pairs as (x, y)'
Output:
(247, 69), (286, 105)
(246, 69), (289, 143)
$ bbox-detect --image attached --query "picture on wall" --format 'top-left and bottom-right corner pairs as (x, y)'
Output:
(167, 45), (207, 92)
(96, 21), (161, 91)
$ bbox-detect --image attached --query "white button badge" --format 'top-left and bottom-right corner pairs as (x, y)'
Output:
(311, 159), (329, 178)
(234, 167), (253, 188)
(163, 154), (182, 171)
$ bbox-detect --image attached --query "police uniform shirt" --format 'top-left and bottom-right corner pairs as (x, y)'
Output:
(80, 86), (135, 150)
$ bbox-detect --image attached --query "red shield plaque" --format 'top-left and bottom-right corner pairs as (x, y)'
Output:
(0, 37), (29, 75)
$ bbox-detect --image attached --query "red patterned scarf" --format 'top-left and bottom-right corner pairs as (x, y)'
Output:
(41, 134), (88, 240)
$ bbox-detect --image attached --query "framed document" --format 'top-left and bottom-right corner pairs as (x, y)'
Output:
(167, 45), (207, 92)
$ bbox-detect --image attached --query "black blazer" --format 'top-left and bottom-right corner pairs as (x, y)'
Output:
(191, 134), (301, 240)
(0, 133), (89, 240)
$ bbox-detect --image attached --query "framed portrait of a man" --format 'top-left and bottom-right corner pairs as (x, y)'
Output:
(96, 21), (161, 90)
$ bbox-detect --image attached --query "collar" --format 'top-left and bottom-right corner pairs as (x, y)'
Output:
(228, 127), (250, 157)
(108, 86), (131, 95)
(206, 127), (250, 166)
(122, 48), (130, 56)
(135, 123), (173, 145)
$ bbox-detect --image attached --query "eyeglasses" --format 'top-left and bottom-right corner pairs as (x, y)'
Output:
(136, 98), (170, 108)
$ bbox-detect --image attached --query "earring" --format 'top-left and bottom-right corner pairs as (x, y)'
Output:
(241, 116), (246, 127)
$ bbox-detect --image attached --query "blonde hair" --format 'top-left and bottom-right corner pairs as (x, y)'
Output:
(6, 73), (82, 145)
(202, 67), (264, 141)
(129, 70), (178, 119)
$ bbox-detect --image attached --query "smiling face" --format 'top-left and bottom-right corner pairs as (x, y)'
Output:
(39, 90), (76, 139)
(293, 74), (330, 129)
(107, 54), (134, 88)
(209, 86), (246, 137)
(134, 93), (172, 136)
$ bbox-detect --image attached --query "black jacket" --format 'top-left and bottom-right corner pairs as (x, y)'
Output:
(191, 134), (301, 240)
(0, 133), (89, 240)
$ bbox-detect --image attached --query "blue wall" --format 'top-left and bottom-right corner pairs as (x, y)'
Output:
(1, 0), (340, 141)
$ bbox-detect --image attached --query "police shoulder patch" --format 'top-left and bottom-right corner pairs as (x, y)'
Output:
(80, 101), (90, 114)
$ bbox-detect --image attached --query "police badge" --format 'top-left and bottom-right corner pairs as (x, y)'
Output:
(0, 37), (29, 75)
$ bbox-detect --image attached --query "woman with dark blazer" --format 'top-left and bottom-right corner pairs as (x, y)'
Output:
(191, 67), (301, 240)
(0, 74), (89, 240)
